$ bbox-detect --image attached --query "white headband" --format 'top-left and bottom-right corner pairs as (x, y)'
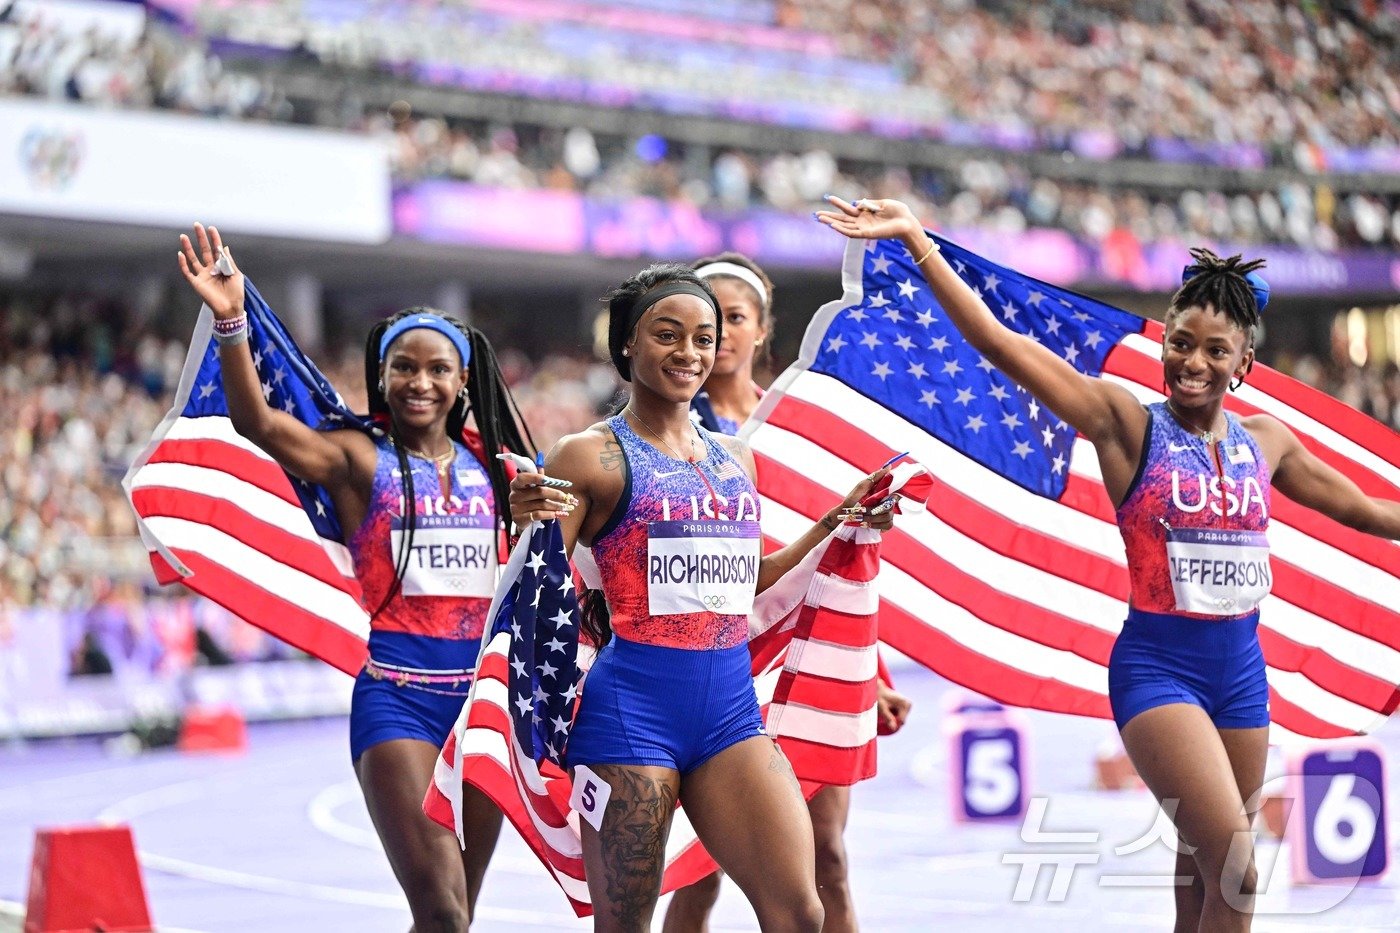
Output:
(695, 261), (768, 309)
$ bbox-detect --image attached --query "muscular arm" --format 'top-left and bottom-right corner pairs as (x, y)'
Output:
(217, 339), (370, 488)
(517, 425), (624, 555)
(817, 197), (1149, 498)
(715, 434), (885, 594)
(178, 222), (368, 490)
(1253, 415), (1400, 539)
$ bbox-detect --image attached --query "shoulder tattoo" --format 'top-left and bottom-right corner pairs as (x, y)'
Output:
(600, 440), (625, 472)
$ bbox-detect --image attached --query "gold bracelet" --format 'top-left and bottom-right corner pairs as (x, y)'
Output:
(913, 238), (940, 265)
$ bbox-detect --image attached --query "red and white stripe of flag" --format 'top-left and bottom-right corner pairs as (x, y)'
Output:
(424, 633), (718, 918)
(122, 315), (370, 676)
(751, 524), (883, 785)
(746, 321), (1400, 745)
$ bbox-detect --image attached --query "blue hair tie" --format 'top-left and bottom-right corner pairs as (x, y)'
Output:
(1181, 263), (1270, 314)
(379, 313), (472, 367)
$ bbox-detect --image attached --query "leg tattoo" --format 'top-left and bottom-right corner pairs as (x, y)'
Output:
(599, 769), (677, 930)
(767, 741), (803, 797)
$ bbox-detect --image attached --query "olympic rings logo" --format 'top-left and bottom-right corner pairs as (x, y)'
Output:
(702, 594), (728, 609)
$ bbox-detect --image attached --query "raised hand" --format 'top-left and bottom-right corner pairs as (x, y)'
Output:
(814, 195), (925, 245)
(177, 223), (245, 320)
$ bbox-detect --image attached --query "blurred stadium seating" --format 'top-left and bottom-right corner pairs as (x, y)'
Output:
(0, 0), (1397, 737)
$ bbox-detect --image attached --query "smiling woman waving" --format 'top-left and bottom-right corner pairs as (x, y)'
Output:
(816, 195), (1400, 932)
(177, 223), (532, 932)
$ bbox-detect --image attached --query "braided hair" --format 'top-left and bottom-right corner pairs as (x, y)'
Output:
(1168, 248), (1268, 346)
(362, 307), (535, 620)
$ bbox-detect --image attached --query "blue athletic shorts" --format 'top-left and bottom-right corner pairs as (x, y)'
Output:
(565, 636), (766, 774)
(349, 630), (476, 763)
(1108, 607), (1269, 731)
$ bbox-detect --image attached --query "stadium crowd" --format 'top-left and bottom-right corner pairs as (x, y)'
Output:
(780, 0), (1400, 157)
(376, 114), (1400, 251)
(0, 292), (617, 634)
(1, 287), (1395, 611)
(4, 0), (1400, 254)
(3, 0), (1400, 678)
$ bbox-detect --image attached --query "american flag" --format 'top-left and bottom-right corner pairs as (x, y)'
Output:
(122, 282), (372, 675)
(749, 523), (883, 785)
(424, 512), (910, 914)
(423, 521), (719, 917)
(744, 234), (1400, 743)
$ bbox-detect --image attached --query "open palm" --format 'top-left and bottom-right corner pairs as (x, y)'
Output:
(177, 222), (245, 319)
(814, 196), (924, 242)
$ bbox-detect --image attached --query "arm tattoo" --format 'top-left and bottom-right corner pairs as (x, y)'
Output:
(595, 767), (677, 931)
(600, 440), (625, 472)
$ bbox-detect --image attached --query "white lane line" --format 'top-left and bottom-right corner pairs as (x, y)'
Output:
(303, 779), (574, 876)
(134, 854), (585, 926)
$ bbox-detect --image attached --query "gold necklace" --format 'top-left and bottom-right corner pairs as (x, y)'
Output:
(626, 406), (698, 463)
(402, 443), (455, 475)
(1165, 399), (1223, 445)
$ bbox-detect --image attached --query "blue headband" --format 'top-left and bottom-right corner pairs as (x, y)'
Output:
(379, 314), (472, 368)
(1181, 263), (1270, 314)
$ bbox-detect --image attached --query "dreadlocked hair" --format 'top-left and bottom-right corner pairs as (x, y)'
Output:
(1169, 248), (1267, 344)
(693, 251), (776, 371)
(606, 262), (719, 381)
(362, 307), (536, 621)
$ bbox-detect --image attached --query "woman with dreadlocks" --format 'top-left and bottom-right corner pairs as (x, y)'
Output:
(816, 196), (1400, 931)
(177, 223), (532, 931)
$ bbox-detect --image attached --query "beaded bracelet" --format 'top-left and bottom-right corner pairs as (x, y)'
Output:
(212, 313), (247, 335)
(213, 313), (248, 346)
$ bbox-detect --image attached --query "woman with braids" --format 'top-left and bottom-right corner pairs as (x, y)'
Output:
(177, 223), (530, 931)
(506, 261), (896, 932)
(664, 254), (911, 933)
(816, 196), (1400, 930)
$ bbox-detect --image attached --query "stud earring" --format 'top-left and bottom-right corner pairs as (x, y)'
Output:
(755, 338), (765, 347)
(622, 348), (630, 357)
(377, 379), (385, 394)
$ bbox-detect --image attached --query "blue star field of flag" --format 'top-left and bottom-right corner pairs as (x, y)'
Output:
(491, 520), (582, 768)
(181, 279), (373, 542)
(811, 234), (1145, 499)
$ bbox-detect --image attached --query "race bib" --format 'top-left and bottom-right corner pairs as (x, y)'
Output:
(391, 515), (496, 598)
(1165, 527), (1271, 615)
(646, 520), (761, 616)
